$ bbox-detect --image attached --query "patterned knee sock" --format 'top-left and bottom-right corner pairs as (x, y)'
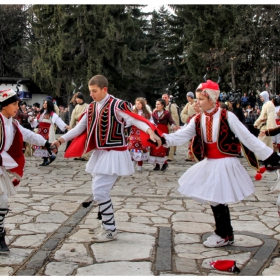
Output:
(0, 208), (9, 232)
(98, 199), (116, 232)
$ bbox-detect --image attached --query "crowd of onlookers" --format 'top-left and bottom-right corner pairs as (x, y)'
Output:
(14, 90), (276, 139)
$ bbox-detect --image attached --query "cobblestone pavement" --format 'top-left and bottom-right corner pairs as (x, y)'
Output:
(0, 138), (280, 276)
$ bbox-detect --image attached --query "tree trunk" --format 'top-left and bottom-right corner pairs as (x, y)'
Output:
(231, 59), (236, 90)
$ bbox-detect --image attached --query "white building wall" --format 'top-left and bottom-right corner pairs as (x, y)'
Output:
(0, 83), (47, 107)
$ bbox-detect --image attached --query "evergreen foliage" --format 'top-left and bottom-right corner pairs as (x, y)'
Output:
(2, 4), (280, 106)
(0, 5), (28, 77)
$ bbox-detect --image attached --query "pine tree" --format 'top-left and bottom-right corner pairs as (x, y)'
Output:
(29, 5), (152, 103)
(0, 5), (28, 77)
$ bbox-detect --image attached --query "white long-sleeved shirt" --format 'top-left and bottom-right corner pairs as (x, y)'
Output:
(61, 95), (150, 143)
(30, 111), (68, 132)
(164, 107), (273, 161)
(1, 113), (46, 170)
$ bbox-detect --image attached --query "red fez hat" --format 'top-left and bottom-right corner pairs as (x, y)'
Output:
(197, 80), (219, 91)
(210, 260), (240, 273)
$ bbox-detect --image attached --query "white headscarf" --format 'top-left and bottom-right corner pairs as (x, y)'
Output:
(260, 91), (270, 104)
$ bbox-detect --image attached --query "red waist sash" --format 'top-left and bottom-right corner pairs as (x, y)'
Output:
(205, 142), (235, 159)
(103, 146), (128, 151)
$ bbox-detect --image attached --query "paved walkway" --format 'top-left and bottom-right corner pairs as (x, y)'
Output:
(0, 138), (280, 276)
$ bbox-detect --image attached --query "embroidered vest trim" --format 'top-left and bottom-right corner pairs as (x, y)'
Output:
(0, 116), (25, 177)
(192, 109), (259, 170)
(85, 96), (132, 153)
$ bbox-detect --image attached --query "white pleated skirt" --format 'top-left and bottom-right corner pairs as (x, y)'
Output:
(130, 151), (149, 162)
(0, 167), (17, 197)
(148, 156), (167, 164)
(177, 157), (255, 205)
(85, 149), (134, 176)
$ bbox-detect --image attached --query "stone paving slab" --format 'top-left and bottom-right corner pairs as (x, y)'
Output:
(0, 140), (279, 276)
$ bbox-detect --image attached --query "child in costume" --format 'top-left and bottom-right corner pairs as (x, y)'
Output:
(0, 89), (51, 253)
(52, 75), (161, 243)
(29, 99), (70, 166)
(128, 97), (154, 172)
(158, 80), (280, 248)
(149, 98), (178, 171)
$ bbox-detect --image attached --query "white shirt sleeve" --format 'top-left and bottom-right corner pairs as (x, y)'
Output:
(227, 111), (273, 160)
(163, 117), (197, 147)
(30, 118), (39, 128)
(19, 124), (46, 146)
(61, 114), (87, 142)
(117, 111), (150, 132)
(52, 113), (67, 132)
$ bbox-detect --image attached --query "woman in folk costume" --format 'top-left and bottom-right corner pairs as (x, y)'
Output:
(51, 75), (162, 243)
(254, 91), (277, 149)
(128, 97), (154, 172)
(30, 99), (70, 166)
(0, 89), (51, 254)
(157, 80), (280, 248)
(149, 98), (179, 171)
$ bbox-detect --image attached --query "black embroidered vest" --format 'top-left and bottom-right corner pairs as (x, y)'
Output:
(191, 109), (259, 170)
(85, 96), (132, 151)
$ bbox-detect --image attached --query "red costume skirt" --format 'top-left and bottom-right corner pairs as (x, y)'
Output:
(150, 124), (169, 158)
(32, 122), (50, 150)
(128, 126), (149, 153)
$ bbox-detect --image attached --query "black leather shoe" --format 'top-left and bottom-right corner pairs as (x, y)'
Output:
(39, 161), (49, 166)
(153, 164), (160, 171)
(161, 163), (168, 171)
(0, 230), (10, 254)
(49, 155), (56, 164)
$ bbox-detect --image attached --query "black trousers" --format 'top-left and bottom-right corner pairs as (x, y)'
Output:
(210, 204), (233, 238)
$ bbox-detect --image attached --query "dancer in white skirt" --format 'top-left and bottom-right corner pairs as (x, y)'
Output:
(0, 89), (51, 254)
(160, 80), (280, 248)
(52, 75), (162, 243)
(29, 99), (70, 166)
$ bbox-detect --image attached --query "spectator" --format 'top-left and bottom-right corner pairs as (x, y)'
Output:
(57, 106), (67, 134)
(254, 91), (277, 149)
(143, 98), (152, 114)
(32, 103), (41, 118)
(241, 93), (248, 108)
(180, 92), (196, 124)
(68, 92), (79, 122)
(222, 92), (227, 101)
(246, 104), (253, 114)
(248, 92), (256, 108)
(162, 93), (180, 161)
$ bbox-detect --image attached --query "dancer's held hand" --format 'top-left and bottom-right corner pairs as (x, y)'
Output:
(259, 131), (265, 137)
(147, 128), (165, 148)
(51, 138), (63, 151)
